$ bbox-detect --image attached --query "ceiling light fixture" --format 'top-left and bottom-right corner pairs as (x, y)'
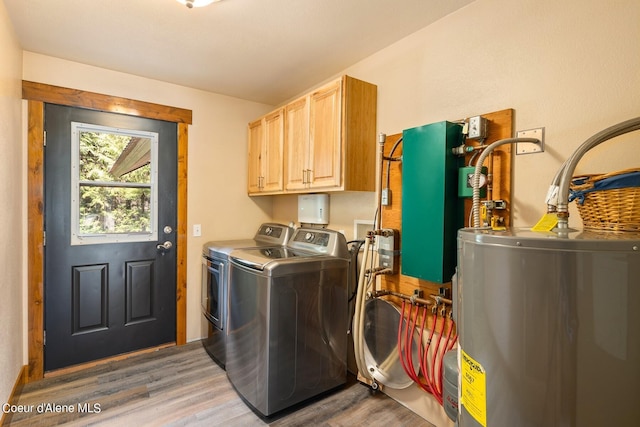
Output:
(177, 0), (221, 9)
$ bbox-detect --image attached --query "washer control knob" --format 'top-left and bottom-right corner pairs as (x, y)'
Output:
(305, 232), (314, 242)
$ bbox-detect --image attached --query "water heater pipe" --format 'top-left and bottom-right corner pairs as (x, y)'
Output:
(545, 158), (570, 213)
(352, 234), (373, 381)
(472, 137), (541, 228)
(376, 133), (386, 229)
(553, 117), (640, 229)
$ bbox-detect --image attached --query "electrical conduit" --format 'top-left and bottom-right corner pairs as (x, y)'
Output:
(472, 137), (541, 228)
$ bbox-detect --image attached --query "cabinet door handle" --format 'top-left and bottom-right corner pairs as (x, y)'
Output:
(302, 169), (307, 184)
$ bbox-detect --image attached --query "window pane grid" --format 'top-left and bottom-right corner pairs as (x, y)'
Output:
(79, 181), (152, 189)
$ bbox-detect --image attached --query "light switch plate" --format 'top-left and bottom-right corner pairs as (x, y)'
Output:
(516, 127), (545, 155)
(193, 224), (202, 237)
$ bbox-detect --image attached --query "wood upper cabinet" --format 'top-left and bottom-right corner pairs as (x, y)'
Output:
(307, 79), (342, 189)
(247, 118), (263, 194)
(284, 80), (341, 191)
(284, 75), (377, 193)
(247, 108), (284, 194)
(249, 75), (377, 196)
(284, 96), (309, 191)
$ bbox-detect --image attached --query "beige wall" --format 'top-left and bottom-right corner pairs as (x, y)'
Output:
(22, 52), (275, 343)
(354, 0), (639, 227)
(0, 0), (24, 408)
(274, 0), (640, 233)
(276, 0), (640, 424)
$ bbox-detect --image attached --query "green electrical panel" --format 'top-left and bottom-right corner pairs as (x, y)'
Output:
(458, 166), (488, 198)
(401, 121), (463, 283)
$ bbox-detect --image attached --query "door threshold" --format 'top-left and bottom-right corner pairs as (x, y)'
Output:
(44, 342), (176, 378)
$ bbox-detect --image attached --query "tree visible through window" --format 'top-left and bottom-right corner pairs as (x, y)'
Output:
(71, 122), (158, 244)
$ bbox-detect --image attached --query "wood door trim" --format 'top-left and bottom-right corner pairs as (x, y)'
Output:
(24, 81), (190, 382)
(26, 100), (45, 382)
(176, 122), (188, 346)
(22, 81), (192, 124)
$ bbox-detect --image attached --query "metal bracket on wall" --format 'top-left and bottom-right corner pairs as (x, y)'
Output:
(516, 127), (545, 154)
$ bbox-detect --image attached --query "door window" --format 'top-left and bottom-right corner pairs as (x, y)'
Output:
(70, 122), (159, 245)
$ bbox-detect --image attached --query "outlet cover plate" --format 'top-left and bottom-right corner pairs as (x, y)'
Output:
(468, 115), (488, 140)
(516, 127), (545, 155)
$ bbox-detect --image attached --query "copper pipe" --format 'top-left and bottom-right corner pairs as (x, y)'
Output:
(429, 294), (453, 305)
(487, 151), (494, 202)
(371, 289), (452, 307)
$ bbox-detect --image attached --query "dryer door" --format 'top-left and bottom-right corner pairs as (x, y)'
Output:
(202, 257), (225, 330)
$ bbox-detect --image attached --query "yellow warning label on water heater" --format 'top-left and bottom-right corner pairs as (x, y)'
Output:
(531, 213), (558, 232)
(460, 349), (487, 427)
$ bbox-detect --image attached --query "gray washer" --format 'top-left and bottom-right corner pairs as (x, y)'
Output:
(227, 228), (350, 417)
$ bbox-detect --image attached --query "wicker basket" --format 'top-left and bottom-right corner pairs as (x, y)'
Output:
(569, 168), (640, 232)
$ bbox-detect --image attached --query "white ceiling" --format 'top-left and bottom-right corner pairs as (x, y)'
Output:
(5, 0), (473, 105)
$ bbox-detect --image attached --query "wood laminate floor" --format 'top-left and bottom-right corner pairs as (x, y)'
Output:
(5, 342), (433, 427)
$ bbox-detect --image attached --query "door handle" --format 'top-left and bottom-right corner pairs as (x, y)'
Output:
(157, 241), (173, 252)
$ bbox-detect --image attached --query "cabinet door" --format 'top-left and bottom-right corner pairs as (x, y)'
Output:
(284, 97), (309, 191)
(247, 119), (264, 194)
(262, 109), (284, 192)
(309, 79), (342, 189)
